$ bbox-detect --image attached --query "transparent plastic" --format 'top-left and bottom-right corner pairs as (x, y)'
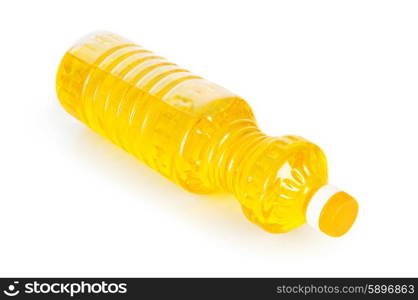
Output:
(56, 32), (358, 236)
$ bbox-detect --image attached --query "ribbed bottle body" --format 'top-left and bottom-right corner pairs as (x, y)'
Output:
(56, 32), (329, 233)
(56, 32), (251, 192)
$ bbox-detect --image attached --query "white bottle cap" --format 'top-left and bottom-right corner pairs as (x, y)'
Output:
(306, 184), (358, 237)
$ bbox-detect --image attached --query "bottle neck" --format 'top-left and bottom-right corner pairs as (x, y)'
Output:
(205, 119), (328, 232)
(207, 119), (302, 194)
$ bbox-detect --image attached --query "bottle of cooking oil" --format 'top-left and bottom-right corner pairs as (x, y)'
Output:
(56, 32), (358, 237)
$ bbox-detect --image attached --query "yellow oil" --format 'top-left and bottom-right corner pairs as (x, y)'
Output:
(56, 32), (350, 235)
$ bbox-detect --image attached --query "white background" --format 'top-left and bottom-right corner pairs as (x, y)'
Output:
(0, 0), (417, 277)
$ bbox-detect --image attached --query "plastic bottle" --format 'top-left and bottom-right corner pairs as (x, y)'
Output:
(56, 32), (358, 237)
